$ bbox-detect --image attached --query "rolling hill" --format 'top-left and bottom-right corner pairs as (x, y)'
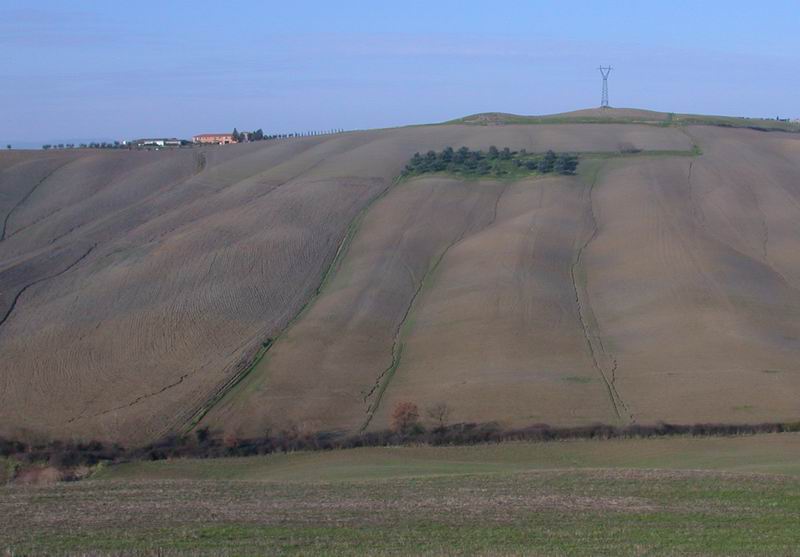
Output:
(2, 108), (800, 443)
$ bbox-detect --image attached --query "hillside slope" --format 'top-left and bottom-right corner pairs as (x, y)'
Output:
(1, 113), (799, 442)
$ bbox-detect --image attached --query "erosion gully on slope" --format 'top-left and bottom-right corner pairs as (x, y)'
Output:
(568, 162), (633, 425)
(0, 160), (76, 242)
(360, 180), (513, 431)
(0, 243), (96, 335)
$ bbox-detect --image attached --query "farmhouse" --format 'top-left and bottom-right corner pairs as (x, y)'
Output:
(193, 133), (237, 145)
(129, 138), (184, 148)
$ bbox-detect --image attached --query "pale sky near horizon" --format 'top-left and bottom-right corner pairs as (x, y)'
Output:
(2, 0), (799, 146)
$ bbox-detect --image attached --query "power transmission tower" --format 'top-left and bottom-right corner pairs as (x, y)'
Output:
(598, 66), (612, 108)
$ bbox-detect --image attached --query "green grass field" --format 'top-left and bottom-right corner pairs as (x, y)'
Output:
(98, 432), (800, 481)
(4, 433), (800, 555)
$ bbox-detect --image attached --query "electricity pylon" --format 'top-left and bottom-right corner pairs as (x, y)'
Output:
(598, 66), (612, 108)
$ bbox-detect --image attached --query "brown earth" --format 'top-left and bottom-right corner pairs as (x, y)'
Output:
(2, 111), (800, 443)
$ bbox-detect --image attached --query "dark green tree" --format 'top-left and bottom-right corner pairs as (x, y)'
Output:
(561, 155), (578, 174)
(539, 150), (557, 173)
(564, 154), (579, 173)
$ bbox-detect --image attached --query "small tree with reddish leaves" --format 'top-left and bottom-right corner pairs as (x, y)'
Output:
(391, 401), (420, 435)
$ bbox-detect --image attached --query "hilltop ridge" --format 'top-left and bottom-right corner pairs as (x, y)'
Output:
(450, 106), (800, 132)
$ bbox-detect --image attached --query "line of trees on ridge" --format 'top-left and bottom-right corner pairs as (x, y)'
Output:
(231, 127), (346, 142)
(43, 142), (126, 150)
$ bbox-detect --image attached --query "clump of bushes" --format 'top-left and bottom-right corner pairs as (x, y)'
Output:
(401, 146), (579, 179)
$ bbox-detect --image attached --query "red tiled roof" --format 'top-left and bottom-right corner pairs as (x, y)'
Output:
(193, 133), (233, 138)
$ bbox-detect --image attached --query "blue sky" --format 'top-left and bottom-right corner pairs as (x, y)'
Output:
(2, 0), (799, 145)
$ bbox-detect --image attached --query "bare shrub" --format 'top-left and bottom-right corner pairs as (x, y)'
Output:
(426, 402), (451, 431)
(13, 466), (63, 485)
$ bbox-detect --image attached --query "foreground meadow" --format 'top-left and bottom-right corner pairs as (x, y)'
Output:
(3, 433), (800, 555)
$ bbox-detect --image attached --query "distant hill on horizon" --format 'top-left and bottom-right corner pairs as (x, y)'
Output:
(448, 106), (800, 132)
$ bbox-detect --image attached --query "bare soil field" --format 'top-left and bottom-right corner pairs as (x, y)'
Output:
(203, 122), (800, 437)
(2, 110), (800, 443)
(0, 135), (401, 442)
